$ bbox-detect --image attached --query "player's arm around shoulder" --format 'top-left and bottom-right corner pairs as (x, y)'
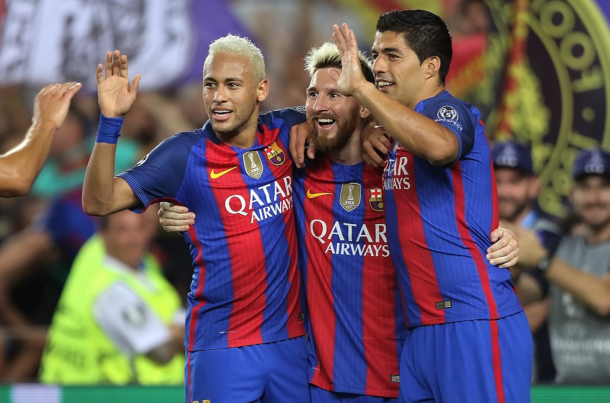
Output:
(359, 85), (460, 166)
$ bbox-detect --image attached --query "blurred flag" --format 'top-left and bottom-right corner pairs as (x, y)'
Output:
(336, 0), (449, 40)
(0, 0), (251, 91)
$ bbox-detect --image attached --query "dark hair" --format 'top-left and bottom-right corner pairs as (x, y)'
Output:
(376, 9), (453, 83)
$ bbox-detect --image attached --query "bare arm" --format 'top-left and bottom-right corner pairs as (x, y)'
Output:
(352, 83), (458, 165)
(546, 258), (610, 317)
(0, 82), (82, 197)
(83, 144), (140, 215)
(82, 50), (141, 216)
(146, 324), (184, 365)
(0, 229), (53, 285)
(331, 24), (458, 166)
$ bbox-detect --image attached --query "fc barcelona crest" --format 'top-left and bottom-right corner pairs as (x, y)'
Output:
(340, 183), (361, 212)
(243, 151), (264, 179)
(369, 188), (384, 212)
(264, 141), (286, 166)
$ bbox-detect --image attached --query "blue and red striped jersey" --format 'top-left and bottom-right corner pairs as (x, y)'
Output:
(117, 107), (307, 351)
(383, 91), (522, 328)
(294, 157), (406, 398)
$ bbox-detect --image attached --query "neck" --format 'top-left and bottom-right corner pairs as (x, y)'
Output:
(585, 221), (610, 244)
(327, 129), (364, 166)
(513, 205), (534, 227)
(216, 108), (260, 149)
(410, 82), (445, 109)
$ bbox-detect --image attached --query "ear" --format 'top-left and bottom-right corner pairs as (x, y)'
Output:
(424, 56), (441, 80)
(257, 79), (269, 102)
(360, 105), (371, 119)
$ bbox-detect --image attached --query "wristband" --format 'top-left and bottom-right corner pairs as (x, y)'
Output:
(96, 114), (124, 144)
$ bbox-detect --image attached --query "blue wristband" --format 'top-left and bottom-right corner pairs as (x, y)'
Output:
(96, 114), (124, 144)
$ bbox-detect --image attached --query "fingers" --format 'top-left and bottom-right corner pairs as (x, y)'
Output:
(120, 54), (129, 78)
(37, 82), (81, 101)
(307, 142), (317, 160)
(490, 249), (520, 268)
(159, 202), (185, 212)
(372, 135), (390, 156)
(487, 231), (520, 268)
(489, 227), (502, 243)
(332, 24), (348, 55)
(64, 82), (83, 98)
(362, 141), (385, 167)
(131, 74), (141, 95)
(112, 50), (121, 76)
(162, 224), (191, 233)
(487, 232), (509, 254)
(105, 51), (113, 79)
(96, 63), (104, 85)
(158, 202), (195, 234)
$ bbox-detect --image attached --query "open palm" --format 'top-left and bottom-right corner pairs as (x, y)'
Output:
(96, 50), (141, 118)
(331, 23), (368, 96)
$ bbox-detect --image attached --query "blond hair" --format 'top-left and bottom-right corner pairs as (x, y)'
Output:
(206, 34), (266, 83)
(304, 42), (374, 83)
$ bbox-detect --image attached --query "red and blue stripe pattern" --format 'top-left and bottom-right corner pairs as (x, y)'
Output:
(118, 108), (307, 353)
(294, 157), (406, 398)
(383, 92), (522, 329)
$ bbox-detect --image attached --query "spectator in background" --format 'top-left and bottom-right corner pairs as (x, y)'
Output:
(0, 82), (81, 198)
(0, 106), (138, 325)
(491, 140), (564, 382)
(540, 148), (610, 384)
(39, 209), (184, 385)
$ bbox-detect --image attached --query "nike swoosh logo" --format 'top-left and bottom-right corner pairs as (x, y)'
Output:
(210, 166), (238, 179)
(306, 189), (333, 199)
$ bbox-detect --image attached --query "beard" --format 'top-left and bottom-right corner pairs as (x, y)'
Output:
(498, 196), (529, 222)
(307, 113), (358, 155)
(578, 203), (610, 231)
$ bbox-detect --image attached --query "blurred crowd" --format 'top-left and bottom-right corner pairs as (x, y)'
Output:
(0, 0), (609, 388)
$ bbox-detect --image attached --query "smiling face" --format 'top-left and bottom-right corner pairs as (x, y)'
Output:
(495, 168), (537, 223)
(100, 209), (157, 270)
(202, 52), (268, 140)
(305, 68), (362, 154)
(571, 175), (610, 231)
(371, 30), (427, 108)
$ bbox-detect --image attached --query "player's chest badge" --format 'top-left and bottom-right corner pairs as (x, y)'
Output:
(264, 141), (286, 166)
(340, 182), (361, 212)
(243, 151), (264, 179)
(368, 187), (384, 212)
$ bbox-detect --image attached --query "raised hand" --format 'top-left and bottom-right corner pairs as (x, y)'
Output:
(33, 82), (82, 130)
(96, 50), (141, 118)
(330, 23), (368, 96)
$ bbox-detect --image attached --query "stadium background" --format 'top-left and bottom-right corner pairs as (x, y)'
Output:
(1, 0), (610, 401)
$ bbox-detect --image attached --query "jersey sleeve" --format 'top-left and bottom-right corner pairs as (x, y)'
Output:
(421, 98), (477, 162)
(267, 106), (307, 128)
(92, 281), (171, 356)
(117, 133), (194, 212)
